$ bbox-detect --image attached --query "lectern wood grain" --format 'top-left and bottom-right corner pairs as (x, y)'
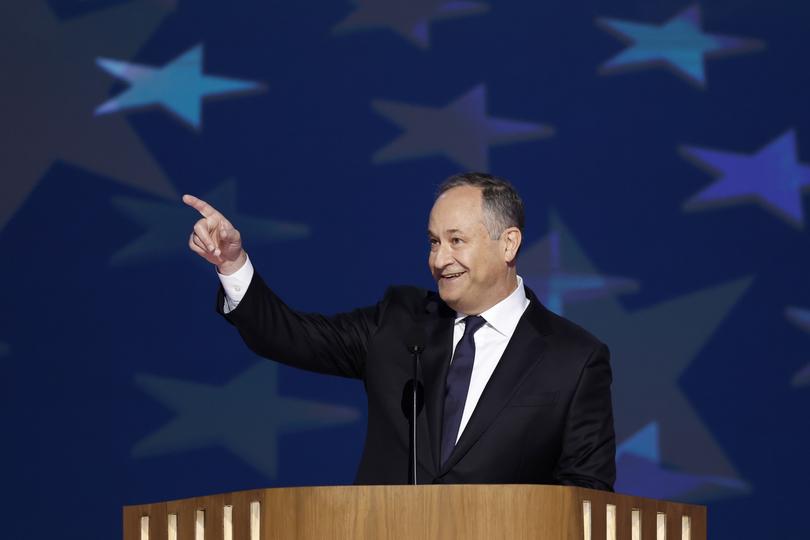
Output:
(123, 485), (706, 540)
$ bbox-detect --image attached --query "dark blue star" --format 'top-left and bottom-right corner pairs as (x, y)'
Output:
(616, 422), (748, 500)
(598, 5), (763, 87)
(553, 214), (752, 498)
(333, 0), (488, 49)
(521, 218), (638, 315)
(133, 362), (360, 478)
(786, 307), (810, 387)
(110, 179), (309, 265)
(372, 84), (553, 171)
(682, 130), (810, 228)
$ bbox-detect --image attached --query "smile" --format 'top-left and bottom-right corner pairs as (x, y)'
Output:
(441, 271), (466, 280)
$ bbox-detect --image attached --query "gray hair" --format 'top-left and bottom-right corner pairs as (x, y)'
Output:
(437, 172), (525, 239)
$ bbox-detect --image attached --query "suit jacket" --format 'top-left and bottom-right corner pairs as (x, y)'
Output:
(218, 272), (616, 490)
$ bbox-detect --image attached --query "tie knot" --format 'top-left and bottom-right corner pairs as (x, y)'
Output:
(463, 315), (487, 337)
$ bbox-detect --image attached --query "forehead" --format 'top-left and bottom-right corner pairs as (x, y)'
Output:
(429, 186), (484, 229)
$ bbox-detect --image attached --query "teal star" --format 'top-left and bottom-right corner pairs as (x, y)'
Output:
(552, 215), (752, 498)
(110, 179), (310, 265)
(133, 362), (361, 478)
(372, 84), (552, 171)
(598, 5), (763, 87)
(96, 44), (265, 130)
(785, 307), (810, 387)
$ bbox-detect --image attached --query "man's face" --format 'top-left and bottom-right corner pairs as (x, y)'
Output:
(428, 186), (509, 314)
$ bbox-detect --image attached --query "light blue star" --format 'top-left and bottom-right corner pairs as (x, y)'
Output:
(553, 215), (752, 499)
(333, 0), (488, 49)
(786, 307), (810, 387)
(110, 179), (309, 266)
(521, 217), (638, 315)
(372, 84), (552, 171)
(682, 130), (810, 228)
(95, 44), (265, 130)
(133, 362), (360, 478)
(598, 5), (763, 87)
(616, 423), (748, 501)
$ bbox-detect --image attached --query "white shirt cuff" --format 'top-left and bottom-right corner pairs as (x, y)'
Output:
(217, 254), (254, 313)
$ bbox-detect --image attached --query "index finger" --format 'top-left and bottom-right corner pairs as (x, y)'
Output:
(182, 194), (220, 219)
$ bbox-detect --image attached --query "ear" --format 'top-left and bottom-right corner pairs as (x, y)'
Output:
(502, 227), (522, 263)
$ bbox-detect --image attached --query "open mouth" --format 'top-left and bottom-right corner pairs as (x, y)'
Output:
(441, 271), (466, 281)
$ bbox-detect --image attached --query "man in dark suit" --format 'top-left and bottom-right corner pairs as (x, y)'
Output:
(184, 172), (615, 490)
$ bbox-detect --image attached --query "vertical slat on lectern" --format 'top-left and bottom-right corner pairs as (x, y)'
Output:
(223, 505), (233, 540)
(250, 501), (260, 540)
(583, 500), (592, 540)
(631, 509), (641, 540)
(606, 504), (616, 540)
(141, 516), (149, 540)
(168, 514), (177, 540)
(682, 515), (691, 540)
(656, 513), (666, 540)
(195, 510), (205, 540)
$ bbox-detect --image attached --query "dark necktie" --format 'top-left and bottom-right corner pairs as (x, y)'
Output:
(441, 315), (487, 466)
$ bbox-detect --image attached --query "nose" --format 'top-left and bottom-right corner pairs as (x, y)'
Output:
(431, 241), (454, 271)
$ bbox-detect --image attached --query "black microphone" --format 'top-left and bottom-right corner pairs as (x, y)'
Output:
(403, 324), (427, 485)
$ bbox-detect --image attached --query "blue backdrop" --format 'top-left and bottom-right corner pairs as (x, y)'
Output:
(2, 0), (809, 537)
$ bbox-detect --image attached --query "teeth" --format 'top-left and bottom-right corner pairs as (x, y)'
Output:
(444, 272), (463, 278)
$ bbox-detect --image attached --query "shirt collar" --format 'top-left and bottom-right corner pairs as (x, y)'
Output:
(454, 275), (530, 338)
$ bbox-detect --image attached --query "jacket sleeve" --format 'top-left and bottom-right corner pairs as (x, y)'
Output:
(552, 343), (617, 491)
(216, 271), (384, 380)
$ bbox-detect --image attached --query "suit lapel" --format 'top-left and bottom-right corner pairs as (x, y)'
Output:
(419, 296), (455, 474)
(440, 293), (551, 473)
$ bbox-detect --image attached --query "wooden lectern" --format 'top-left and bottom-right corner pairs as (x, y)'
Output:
(123, 485), (706, 540)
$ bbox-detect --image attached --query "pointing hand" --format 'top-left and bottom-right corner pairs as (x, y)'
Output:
(183, 194), (247, 275)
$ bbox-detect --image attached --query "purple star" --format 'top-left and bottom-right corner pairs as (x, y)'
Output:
(682, 130), (810, 228)
(372, 84), (553, 171)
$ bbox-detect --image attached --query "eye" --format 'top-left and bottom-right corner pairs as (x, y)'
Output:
(429, 238), (439, 250)
(451, 237), (463, 245)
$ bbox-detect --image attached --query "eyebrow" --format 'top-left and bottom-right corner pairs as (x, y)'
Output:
(428, 228), (465, 237)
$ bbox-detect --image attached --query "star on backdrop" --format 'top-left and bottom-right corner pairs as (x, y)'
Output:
(371, 84), (553, 171)
(110, 179), (309, 265)
(548, 215), (752, 499)
(0, 0), (176, 233)
(597, 4), (763, 87)
(333, 0), (488, 49)
(681, 130), (810, 228)
(95, 44), (265, 130)
(520, 223), (639, 315)
(0, 342), (8, 357)
(616, 422), (747, 500)
(785, 307), (810, 387)
(133, 362), (361, 478)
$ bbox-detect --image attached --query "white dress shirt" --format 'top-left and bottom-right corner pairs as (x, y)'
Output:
(218, 259), (531, 442)
(450, 277), (530, 442)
